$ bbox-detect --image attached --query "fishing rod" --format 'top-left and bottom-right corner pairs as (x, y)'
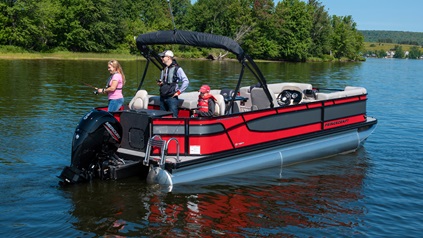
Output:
(83, 82), (97, 89)
(83, 82), (101, 95)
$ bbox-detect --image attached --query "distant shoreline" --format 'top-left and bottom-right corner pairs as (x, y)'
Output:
(0, 52), (140, 61)
(0, 52), (280, 62)
(0, 51), (372, 62)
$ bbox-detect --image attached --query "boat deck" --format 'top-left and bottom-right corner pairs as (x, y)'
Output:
(117, 147), (206, 164)
(128, 82), (368, 115)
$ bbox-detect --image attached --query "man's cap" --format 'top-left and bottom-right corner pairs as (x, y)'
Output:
(158, 50), (174, 58)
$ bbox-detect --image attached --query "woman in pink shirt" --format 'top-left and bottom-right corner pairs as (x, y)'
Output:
(97, 60), (125, 111)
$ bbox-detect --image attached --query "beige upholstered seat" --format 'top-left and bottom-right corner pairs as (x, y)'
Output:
(250, 87), (278, 110)
(316, 86), (367, 100)
(214, 94), (226, 116)
(128, 90), (149, 110)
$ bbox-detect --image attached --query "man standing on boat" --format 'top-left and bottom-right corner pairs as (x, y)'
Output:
(157, 50), (189, 117)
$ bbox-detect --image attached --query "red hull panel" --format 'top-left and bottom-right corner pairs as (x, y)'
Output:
(226, 123), (322, 148)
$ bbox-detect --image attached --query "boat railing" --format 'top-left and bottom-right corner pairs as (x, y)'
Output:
(144, 135), (181, 167)
(143, 135), (166, 166)
(165, 138), (180, 165)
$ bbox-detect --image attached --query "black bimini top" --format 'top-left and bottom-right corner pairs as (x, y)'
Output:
(135, 29), (274, 107)
(136, 30), (245, 61)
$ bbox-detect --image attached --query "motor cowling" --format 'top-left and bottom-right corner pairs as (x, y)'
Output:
(59, 109), (123, 185)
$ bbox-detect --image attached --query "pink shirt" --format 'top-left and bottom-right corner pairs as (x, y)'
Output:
(108, 73), (123, 100)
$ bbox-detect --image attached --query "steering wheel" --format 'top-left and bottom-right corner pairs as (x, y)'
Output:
(277, 90), (303, 106)
(276, 90), (292, 106)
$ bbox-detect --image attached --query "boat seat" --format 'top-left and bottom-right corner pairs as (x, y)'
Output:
(179, 91), (226, 116)
(148, 91), (226, 115)
(316, 86), (367, 100)
(239, 86), (252, 110)
(250, 87), (278, 110)
(129, 89), (149, 110)
(178, 92), (200, 109)
(214, 94), (226, 116)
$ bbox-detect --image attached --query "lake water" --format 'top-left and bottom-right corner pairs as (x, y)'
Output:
(0, 58), (422, 237)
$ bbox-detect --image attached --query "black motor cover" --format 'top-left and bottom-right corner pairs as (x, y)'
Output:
(59, 109), (122, 184)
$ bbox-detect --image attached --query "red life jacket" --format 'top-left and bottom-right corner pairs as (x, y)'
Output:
(198, 94), (216, 112)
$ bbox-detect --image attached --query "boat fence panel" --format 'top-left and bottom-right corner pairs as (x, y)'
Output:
(267, 83), (312, 94)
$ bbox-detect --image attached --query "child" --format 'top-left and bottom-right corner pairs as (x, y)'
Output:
(196, 85), (216, 117)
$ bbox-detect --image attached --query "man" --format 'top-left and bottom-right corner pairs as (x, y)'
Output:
(157, 50), (189, 117)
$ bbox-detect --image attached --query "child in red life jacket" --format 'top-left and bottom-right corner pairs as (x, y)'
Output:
(196, 85), (216, 117)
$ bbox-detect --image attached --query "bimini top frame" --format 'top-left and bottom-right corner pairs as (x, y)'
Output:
(135, 30), (275, 109)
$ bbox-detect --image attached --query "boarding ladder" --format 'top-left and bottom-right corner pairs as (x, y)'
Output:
(143, 135), (180, 167)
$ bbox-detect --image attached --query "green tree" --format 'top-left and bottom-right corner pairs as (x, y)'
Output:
(330, 15), (364, 60)
(308, 0), (331, 57)
(56, 0), (122, 52)
(242, 0), (280, 59)
(172, 0), (192, 29)
(393, 45), (404, 58)
(376, 49), (387, 58)
(138, 0), (173, 30)
(35, 0), (62, 51)
(274, 0), (312, 61)
(407, 45), (421, 59)
(187, 0), (252, 37)
(0, 0), (61, 51)
(0, 0), (370, 61)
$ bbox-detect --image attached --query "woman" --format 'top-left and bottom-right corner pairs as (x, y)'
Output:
(97, 60), (125, 111)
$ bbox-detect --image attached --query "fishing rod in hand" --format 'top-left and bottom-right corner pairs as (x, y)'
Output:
(83, 82), (100, 95)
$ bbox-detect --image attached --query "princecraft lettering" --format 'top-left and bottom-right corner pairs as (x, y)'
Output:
(325, 119), (349, 127)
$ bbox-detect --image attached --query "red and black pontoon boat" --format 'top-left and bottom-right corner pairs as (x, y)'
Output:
(59, 30), (377, 188)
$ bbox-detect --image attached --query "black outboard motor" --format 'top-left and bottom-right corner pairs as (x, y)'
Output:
(59, 109), (123, 185)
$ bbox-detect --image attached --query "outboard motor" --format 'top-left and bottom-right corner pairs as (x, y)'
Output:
(59, 109), (123, 185)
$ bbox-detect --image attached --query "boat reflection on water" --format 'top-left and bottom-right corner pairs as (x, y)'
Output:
(62, 148), (369, 236)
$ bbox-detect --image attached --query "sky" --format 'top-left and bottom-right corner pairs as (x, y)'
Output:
(299, 0), (423, 32)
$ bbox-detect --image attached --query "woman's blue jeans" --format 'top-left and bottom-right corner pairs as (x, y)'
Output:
(108, 98), (124, 112)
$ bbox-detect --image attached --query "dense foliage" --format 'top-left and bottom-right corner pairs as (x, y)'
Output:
(362, 30), (423, 59)
(0, 0), (365, 61)
(360, 30), (423, 46)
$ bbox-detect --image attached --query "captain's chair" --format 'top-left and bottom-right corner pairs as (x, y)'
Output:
(250, 87), (278, 110)
(128, 90), (149, 110)
(214, 94), (226, 116)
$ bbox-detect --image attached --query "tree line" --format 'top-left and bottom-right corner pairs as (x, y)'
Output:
(360, 30), (423, 46)
(361, 30), (423, 59)
(0, 0), (365, 62)
(365, 44), (422, 59)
